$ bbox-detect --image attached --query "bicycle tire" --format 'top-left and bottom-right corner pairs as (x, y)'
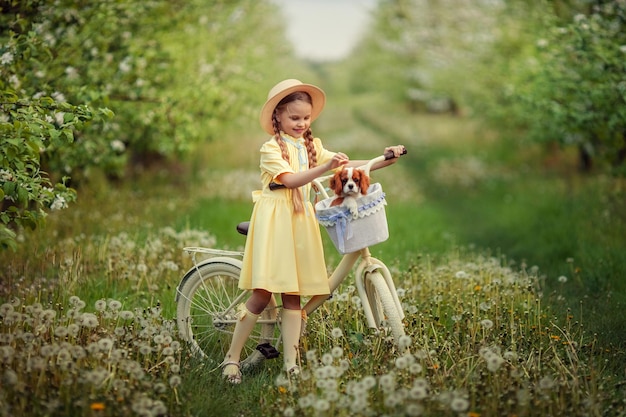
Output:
(176, 260), (278, 369)
(363, 270), (405, 346)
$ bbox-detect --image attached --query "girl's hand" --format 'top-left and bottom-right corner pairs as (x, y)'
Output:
(330, 152), (349, 170)
(384, 145), (406, 158)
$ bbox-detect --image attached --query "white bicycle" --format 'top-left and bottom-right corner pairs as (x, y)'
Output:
(176, 151), (407, 368)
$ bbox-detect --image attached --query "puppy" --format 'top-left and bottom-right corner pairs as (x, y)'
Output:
(329, 167), (370, 219)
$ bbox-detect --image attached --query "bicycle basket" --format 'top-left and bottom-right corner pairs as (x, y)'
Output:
(315, 182), (389, 254)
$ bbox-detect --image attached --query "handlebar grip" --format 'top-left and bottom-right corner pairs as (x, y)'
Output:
(269, 182), (286, 191)
(384, 147), (408, 160)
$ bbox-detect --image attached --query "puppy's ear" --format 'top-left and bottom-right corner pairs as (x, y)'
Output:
(330, 171), (342, 196)
(360, 170), (370, 195)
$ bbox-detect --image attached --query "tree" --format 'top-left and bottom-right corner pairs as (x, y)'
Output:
(1, 0), (294, 249)
(513, 2), (626, 171)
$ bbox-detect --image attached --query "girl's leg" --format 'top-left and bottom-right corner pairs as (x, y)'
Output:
(281, 294), (302, 373)
(222, 289), (272, 383)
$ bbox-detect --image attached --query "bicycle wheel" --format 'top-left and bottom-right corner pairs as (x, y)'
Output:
(176, 260), (278, 368)
(363, 270), (405, 345)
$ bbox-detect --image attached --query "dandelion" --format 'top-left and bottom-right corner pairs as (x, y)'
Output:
(98, 338), (114, 352)
(480, 319), (494, 329)
(169, 375), (181, 388)
(361, 375), (376, 390)
(539, 375), (555, 390)
(486, 355), (505, 372)
(409, 363), (423, 374)
(395, 354), (411, 370)
(90, 402), (106, 411)
(410, 385), (428, 400)
(0, 303), (14, 317)
(398, 334), (412, 350)
(298, 393), (315, 408)
(95, 299), (107, 312)
(379, 372), (396, 391)
(331, 327), (343, 339)
(120, 311), (134, 320)
(331, 346), (343, 358)
(558, 275), (568, 283)
(79, 313), (99, 328)
(406, 403), (424, 416)
(54, 326), (69, 338)
(321, 353), (334, 366)
(139, 344), (152, 355)
(450, 396), (469, 412)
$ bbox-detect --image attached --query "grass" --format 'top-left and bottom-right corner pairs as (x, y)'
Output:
(1, 94), (626, 416)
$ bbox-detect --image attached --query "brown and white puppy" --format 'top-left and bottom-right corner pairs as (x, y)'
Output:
(329, 167), (370, 219)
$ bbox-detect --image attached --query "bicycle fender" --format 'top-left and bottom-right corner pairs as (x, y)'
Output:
(175, 256), (243, 302)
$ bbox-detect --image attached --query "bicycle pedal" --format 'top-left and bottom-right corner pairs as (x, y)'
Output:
(256, 342), (280, 359)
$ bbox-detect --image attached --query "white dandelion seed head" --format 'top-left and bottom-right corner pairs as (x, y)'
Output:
(480, 319), (494, 329)
(398, 334), (412, 350)
(331, 346), (343, 358)
(321, 353), (334, 366)
(331, 327), (343, 339)
(450, 396), (469, 412)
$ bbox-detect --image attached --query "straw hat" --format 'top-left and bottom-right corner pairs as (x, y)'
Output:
(259, 79), (326, 135)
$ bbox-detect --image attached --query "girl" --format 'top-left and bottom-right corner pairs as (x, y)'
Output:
(221, 79), (405, 383)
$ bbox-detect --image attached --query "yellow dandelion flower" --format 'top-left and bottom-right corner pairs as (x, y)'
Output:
(474, 285), (482, 291)
(550, 335), (561, 341)
(467, 412), (480, 417)
(278, 386), (288, 394)
(90, 402), (105, 411)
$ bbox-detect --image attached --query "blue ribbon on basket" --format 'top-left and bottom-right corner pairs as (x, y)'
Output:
(316, 192), (386, 253)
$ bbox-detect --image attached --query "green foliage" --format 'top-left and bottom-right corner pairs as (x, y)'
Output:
(512, 2), (626, 171)
(0, 0), (291, 250)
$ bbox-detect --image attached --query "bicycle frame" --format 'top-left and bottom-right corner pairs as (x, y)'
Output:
(301, 154), (405, 329)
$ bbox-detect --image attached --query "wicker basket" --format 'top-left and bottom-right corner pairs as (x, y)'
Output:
(315, 183), (389, 254)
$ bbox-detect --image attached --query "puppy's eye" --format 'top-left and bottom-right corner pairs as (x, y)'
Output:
(341, 178), (348, 185)
(353, 178), (360, 184)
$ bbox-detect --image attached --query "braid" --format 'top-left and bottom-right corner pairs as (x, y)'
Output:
(272, 112), (290, 163)
(304, 128), (317, 168)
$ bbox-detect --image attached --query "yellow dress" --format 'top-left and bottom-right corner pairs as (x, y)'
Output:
(238, 134), (335, 296)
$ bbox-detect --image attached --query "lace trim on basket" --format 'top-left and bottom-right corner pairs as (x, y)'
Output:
(316, 192), (386, 227)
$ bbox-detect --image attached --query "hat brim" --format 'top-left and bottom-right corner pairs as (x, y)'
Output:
(260, 82), (326, 135)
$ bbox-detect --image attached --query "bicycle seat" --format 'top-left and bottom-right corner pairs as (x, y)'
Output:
(236, 222), (250, 235)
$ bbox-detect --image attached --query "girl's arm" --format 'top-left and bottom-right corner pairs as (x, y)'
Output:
(277, 152), (349, 189)
(347, 145), (406, 171)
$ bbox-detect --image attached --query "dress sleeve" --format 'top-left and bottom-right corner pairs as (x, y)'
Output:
(259, 139), (293, 183)
(314, 137), (336, 166)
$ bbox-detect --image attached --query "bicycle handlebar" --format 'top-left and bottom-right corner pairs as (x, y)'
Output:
(269, 148), (407, 191)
